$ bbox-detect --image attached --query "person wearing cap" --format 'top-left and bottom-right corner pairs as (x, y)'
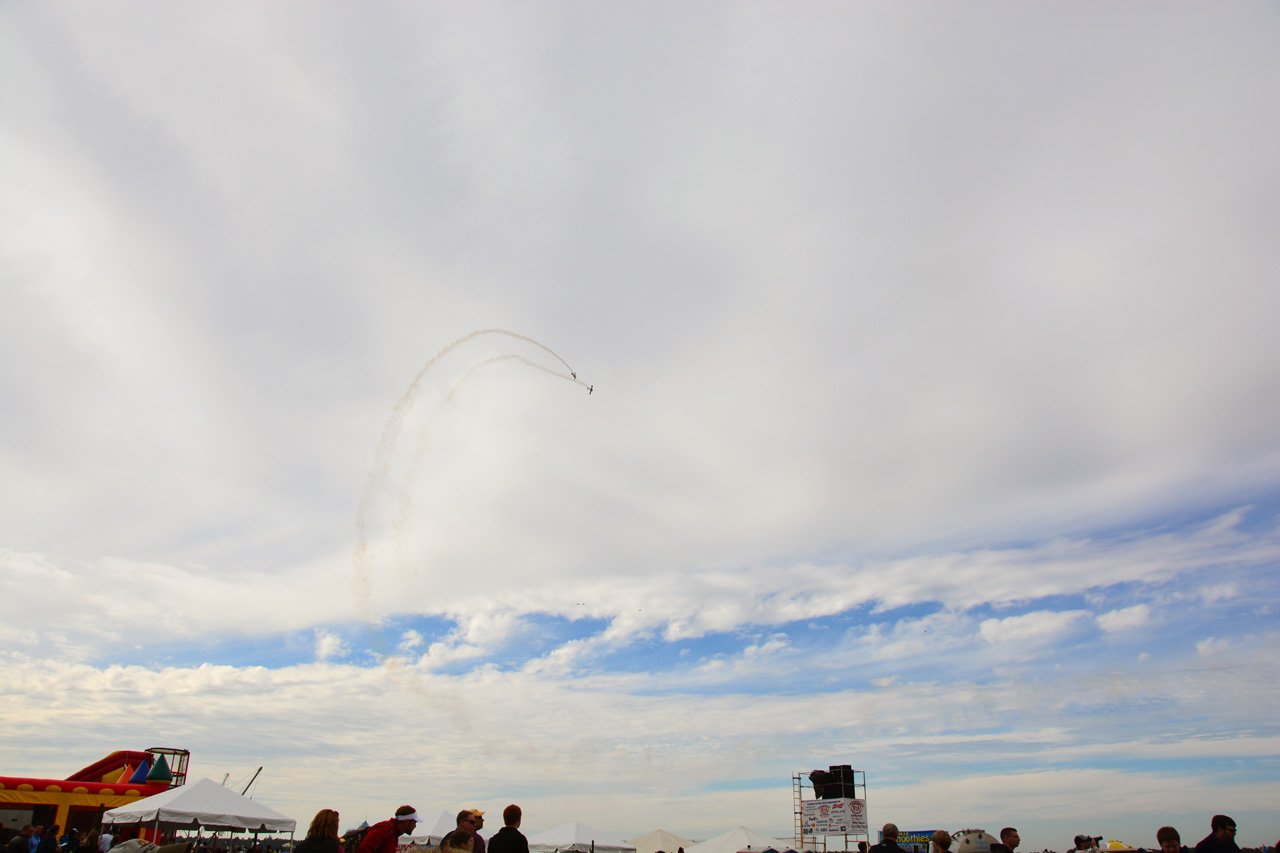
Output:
(457, 811), (487, 853)
(1195, 816), (1239, 853)
(357, 806), (422, 853)
(487, 805), (529, 853)
(1071, 837), (1101, 853)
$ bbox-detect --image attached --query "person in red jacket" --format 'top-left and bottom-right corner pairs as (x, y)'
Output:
(357, 807), (422, 853)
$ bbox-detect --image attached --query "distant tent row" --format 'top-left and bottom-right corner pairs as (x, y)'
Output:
(529, 822), (634, 853)
(514, 824), (781, 853)
(628, 830), (693, 853)
(685, 828), (785, 853)
(403, 821), (785, 853)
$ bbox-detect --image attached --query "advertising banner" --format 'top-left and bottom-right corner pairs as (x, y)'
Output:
(800, 798), (867, 835)
(893, 831), (943, 853)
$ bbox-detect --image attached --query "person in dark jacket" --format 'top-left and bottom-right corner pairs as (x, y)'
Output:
(356, 807), (421, 853)
(869, 825), (903, 853)
(6, 827), (32, 853)
(486, 806), (528, 853)
(457, 811), (485, 853)
(37, 826), (61, 853)
(295, 810), (341, 853)
(1195, 816), (1239, 853)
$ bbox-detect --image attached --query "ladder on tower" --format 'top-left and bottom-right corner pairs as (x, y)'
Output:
(793, 772), (825, 852)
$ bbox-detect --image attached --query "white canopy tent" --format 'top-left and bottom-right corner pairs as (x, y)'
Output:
(628, 830), (694, 853)
(103, 778), (297, 834)
(684, 828), (781, 853)
(403, 810), (458, 846)
(529, 822), (636, 853)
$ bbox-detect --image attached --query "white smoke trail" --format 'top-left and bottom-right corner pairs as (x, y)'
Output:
(355, 330), (585, 618)
(392, 354), (575, 587)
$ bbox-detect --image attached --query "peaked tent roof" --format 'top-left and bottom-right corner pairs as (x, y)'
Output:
(529, 822), (636, 853)
(628, 830), (694, 853)
(684, 827), (779, 853)
(403, 810), (457, 845)
(102, 778), (296, 833)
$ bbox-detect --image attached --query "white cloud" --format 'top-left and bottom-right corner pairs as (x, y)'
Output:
(1200, 583), (1238, 603)
(0, 504), (1273, 666)
(2, 2), (1279, 848)
(979, 610), (1090, 646)
(314, 630), (349, 661)
(2, 638), (1276, 845)
(1196, 637), (1230, 657)
(1097, 604), (1151, 633)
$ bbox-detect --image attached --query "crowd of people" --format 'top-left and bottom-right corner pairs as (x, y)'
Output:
(859, 814), (1269, 853)
(5, 809), (1272, 853)
(287, 804), (528, 853)
(3, 825), (109, 853)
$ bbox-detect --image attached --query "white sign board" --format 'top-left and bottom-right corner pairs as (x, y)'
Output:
(801, 798), (867, 835)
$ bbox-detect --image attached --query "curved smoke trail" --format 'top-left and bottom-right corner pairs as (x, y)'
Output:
(392, 354), (576, 586)
(355, 330), (584, 618)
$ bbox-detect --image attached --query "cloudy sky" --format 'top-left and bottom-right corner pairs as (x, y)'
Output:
(3, 2), (1279, 850)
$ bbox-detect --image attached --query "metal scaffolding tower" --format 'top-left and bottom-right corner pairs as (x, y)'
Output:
(793, 768), (868, 853)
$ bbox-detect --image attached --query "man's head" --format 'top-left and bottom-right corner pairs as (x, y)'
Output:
(457, 812), (478, 831)
(1000, 829), (1019, 851)
(882, 825), (899, 841)
(393, 806), (422, 835)
(19, 827), (33, 839)
(1211, 817), (1236, 843)
(1156, 826), (1181, 853)
(502, 805), (521, 829)
(472, 812), (485, 832)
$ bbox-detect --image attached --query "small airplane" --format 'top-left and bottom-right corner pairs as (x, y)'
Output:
(588, 385), (593, 395)
(570, 371), (576, 379)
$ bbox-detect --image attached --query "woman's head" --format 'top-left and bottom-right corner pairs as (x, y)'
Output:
(308, 809), (340, 840)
